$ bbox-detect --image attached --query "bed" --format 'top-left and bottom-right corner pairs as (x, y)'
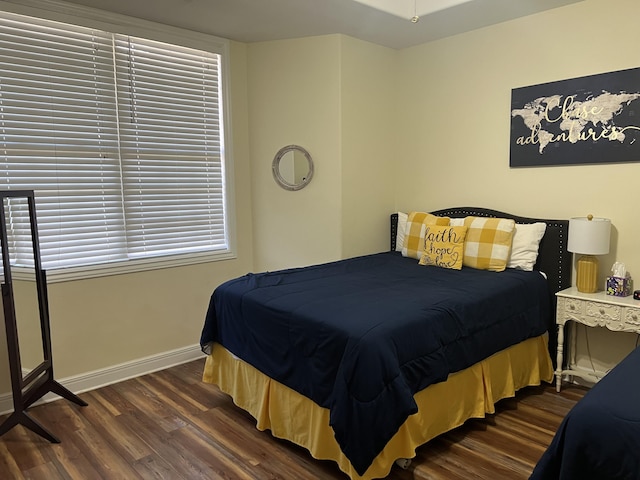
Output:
(530, 345), (640, 480)
(200, 207), (572, 479)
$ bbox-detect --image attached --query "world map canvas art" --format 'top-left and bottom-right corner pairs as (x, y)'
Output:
(510, 67), (640, 167)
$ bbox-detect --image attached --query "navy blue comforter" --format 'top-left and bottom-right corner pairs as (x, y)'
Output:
(200, 252), (549, 474)
(530, 345), (640, 480)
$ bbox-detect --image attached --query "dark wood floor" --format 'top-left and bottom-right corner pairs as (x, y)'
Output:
(0, 358), (586, 479)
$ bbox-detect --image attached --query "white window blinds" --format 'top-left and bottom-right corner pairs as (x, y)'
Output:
(114, 36), (225, 258)
(0, 11), (228, 271)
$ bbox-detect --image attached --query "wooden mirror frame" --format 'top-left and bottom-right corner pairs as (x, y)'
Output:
(0, 190), (86, 443)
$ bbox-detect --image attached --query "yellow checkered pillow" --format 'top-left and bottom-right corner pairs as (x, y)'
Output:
(462, 216), (516, 272)
(402, 211), (450, 259)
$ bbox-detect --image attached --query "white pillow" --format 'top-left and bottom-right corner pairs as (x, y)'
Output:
(395, 212), (408, 252)
(507, 222), (547, 271)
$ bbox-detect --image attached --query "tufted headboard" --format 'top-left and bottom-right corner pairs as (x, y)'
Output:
(390, 207), (572, 365)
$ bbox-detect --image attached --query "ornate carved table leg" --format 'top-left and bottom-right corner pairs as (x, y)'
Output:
(555, 320), (565, 392)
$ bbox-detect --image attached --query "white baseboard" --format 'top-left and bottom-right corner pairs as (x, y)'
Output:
(0, 344), (204, 416)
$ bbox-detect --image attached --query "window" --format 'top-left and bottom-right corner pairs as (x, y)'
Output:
(0, 7), (233, 281)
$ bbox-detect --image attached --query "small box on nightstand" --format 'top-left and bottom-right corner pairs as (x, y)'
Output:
(606, 275), (633, 296)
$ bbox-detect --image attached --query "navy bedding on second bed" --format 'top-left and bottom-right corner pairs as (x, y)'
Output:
(530, 345), (640, 480)
(200, 251), (550, 474)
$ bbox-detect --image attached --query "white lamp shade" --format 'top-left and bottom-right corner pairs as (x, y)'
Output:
(567, 216), (611, 255)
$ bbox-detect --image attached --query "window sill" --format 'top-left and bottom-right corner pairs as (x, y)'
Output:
(44, 249), (237, 283)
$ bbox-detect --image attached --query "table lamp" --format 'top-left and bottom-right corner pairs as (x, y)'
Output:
(567, 214), (611, 293)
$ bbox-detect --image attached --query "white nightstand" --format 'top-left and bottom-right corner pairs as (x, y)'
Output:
(555, 287), (640, 392)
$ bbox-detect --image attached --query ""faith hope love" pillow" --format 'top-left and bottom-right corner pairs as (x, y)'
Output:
(418, 225), (468, 270)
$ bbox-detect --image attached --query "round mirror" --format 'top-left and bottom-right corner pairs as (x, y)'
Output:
(272, 145), (314, 191)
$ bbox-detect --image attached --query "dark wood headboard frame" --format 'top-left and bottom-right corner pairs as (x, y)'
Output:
(390, 207), (572, 365)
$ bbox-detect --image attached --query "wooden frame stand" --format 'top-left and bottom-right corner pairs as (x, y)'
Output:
(0, 190), (87, 443)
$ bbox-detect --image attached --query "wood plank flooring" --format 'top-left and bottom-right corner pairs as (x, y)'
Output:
(0, 358), (586, 479)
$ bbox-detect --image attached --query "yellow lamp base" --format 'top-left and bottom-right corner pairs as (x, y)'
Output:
(576, 255), (599, 293)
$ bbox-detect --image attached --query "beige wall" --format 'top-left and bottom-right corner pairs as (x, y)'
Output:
(395, 0), (640, 371)
(247, 35), (397, 271)
(248, 35), (343, 272)
(2, 0), (638, 398)
(0, 41), (254, 394)
(340, 36), (397, 258)
(0, 279), (46, 392)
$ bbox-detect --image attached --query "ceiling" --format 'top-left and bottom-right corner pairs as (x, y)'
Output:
(57, 0), (583, 50)
(350, 0), (475, 20)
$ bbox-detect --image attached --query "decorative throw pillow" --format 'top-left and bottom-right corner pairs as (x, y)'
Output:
(402, 211), (450, 259)
(395, 212), (408, 252)
(507, 222), (547, 271)
(462, 216), (516, 272)
(419, 225), (467, 270)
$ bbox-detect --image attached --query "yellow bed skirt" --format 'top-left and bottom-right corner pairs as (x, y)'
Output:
(203, 335), (553, 480)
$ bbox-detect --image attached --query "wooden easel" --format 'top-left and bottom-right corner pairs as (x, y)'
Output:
(0, 190), (87, 443)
